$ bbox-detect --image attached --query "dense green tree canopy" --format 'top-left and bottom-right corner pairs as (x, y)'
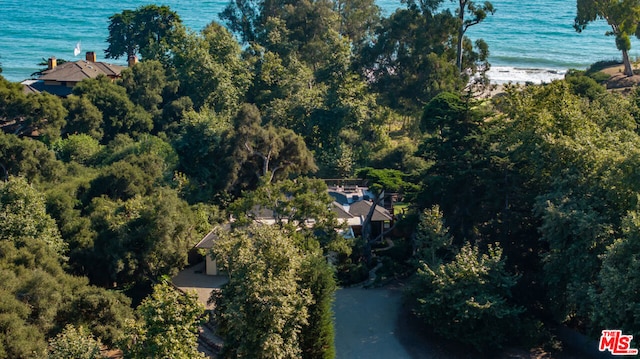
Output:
(410, 242), (524, 352)
(0, 131), (64, 184)
(105, 5), (183, 61)
(227, 104), (317, 192)
(212, 224), (313, 359)
(0, 176), (66, 255)
(171, 22), (251, 113)
(121, 281), (205, 359)
(87, 188), (210, 287)
(0, 177), (133, 358)
(6, 2), (640, 355)
(0, 77), (67, 140)
(72, 76), (153, 142)
(418, 91), (490, 241)
(360, 6), (464, 112)
(120, 60), (174, 125)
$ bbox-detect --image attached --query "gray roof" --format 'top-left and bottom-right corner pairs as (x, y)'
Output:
(348, 201), (393, 221)
(21, 79), (73, 97)
(195, 223), (231, 249)
(331, 202), (354, 219)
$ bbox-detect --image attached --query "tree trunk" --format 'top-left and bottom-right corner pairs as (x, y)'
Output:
(456, 29), (464, 73)
(362, 192), (383, 265)
(622, 49), (634, 77)
(456, 1), (465, 73)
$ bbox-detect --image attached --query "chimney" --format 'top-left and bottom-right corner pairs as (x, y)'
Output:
(86, 51), (96, 62)
(47, 57), (57, 70)
(128, 54), (138, 67)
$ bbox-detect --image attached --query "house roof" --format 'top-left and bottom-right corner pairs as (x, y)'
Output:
(348, 201), (393, 221)
(195, 229), (217, 249)
(21, 79), (74, 97)
(39, 60), (125, 83)
(195, 223), (231, 249)
(331, 202), (354, 219)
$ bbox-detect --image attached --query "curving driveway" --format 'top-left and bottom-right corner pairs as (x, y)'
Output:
(333, 286), (585, 359)
(334, 286), (439, 359)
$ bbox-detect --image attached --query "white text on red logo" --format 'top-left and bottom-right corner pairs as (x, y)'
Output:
(599, 330), (639, 356)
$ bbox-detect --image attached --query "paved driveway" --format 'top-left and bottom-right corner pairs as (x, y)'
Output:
(334, 287), (414, 359)
(172, 262), (228, 309)
(334, 286), (586, 359)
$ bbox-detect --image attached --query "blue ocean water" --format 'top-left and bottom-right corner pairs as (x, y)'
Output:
(0, 0), (637, 83)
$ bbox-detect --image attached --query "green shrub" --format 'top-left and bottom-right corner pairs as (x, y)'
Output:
(592, 212), (640, 340)
(52, 134), (103, 164)
(48, 324), (105, 359)
(588, 71), (612, 83)
(565, 75), (606, 100)
(336, 261), (369, 285)
(408, 243), (524, 352)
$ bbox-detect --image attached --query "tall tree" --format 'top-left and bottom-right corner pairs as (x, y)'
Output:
(409, 242), (524, 352)
(412, 205), (453, 268)
(418, 91), (489, 241)
(171, 107), (233, 202)
(220, 0), (261, 44)
(221, 0), (349, 75)
(575, 0), (640, 76)
(452, 0), (495, 72)
(360, 6), (464, 113)
(228, 104), (317, 192)
(120, 60), (170, 122)
(334, 0), (381, 51)
(105, 5), (183, 61)
(121, 281), (205, 359)
(211, 224), (312, 359)
(299, 255), (337, 359)
(171, 22), (251, 113)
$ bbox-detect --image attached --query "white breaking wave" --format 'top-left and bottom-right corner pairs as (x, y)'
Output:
(487, 66), (566, 85)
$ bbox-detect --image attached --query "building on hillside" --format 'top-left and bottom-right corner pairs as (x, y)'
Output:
(195, 184), (395, 276)
(327, 185), (394, 238)
(194, 227), (226, 276)
(21, 52), (129, 97)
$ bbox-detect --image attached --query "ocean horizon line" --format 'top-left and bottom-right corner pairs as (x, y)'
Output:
(1, 0), (635, 85)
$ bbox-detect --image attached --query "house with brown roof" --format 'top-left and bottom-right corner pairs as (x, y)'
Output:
(22, 52), (127, 97)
